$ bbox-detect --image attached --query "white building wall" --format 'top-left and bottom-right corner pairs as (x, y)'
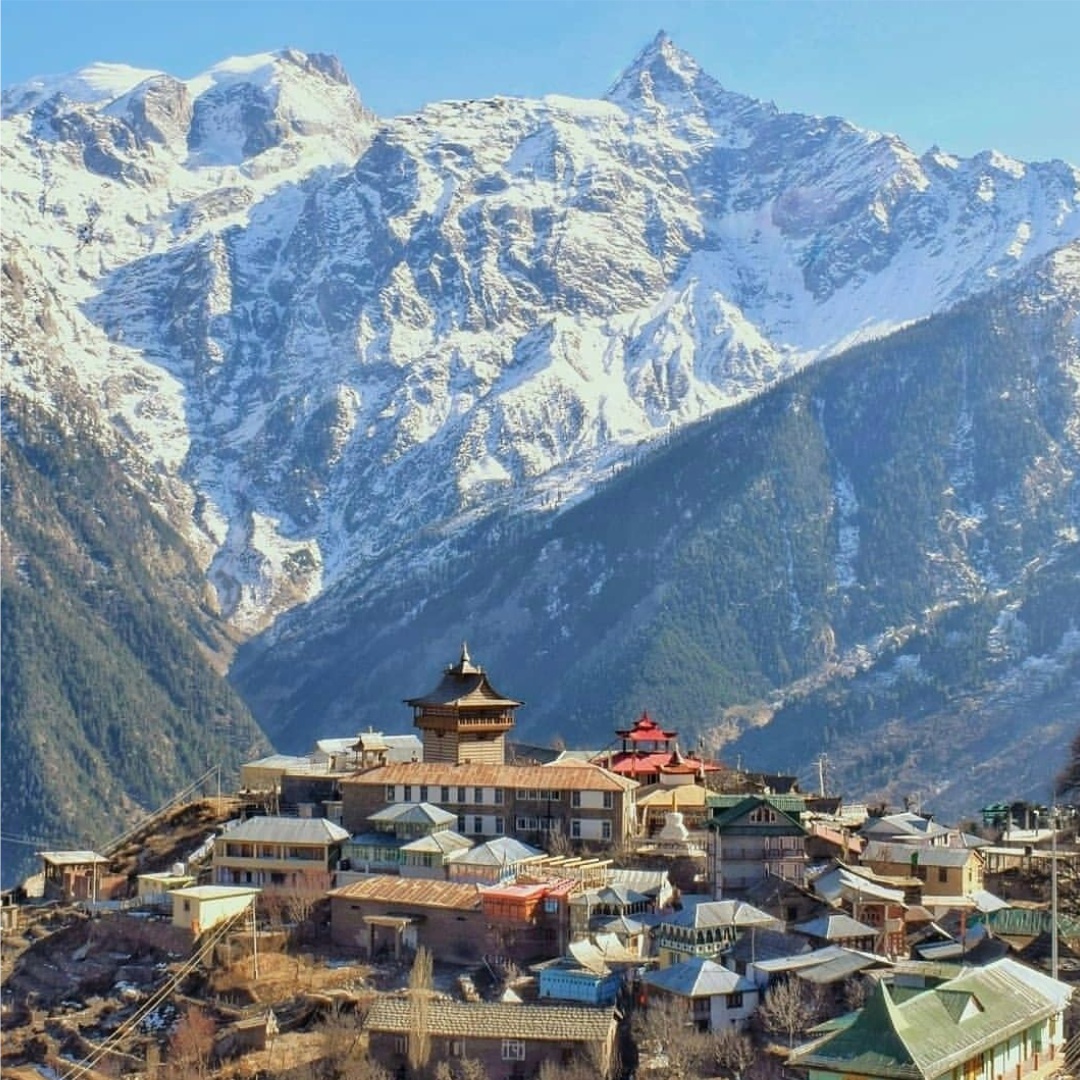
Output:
(708, 989), (758, 1032)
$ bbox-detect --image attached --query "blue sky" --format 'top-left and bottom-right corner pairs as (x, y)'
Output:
(2, 1), (1077, 164)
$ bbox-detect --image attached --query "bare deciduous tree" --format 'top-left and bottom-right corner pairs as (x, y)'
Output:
(434, 1059), (490, 1080)
(166, 1004), (216, 1079)
(709, 1025), (756, 1079)
(632, 995), (709, 1079)
(756, 977), (824, 1047)
(408, 945), (434, 1075)
(842, 974), (872, 1012)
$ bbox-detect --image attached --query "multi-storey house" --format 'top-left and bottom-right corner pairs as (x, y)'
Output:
(653, 898), (777, 967)
(341, 761), (637, 849)
(343, 801), (471, 877)
(705, 794), (809, 895)
(860, 840), (986, 904)
(212, 817), (348, 893)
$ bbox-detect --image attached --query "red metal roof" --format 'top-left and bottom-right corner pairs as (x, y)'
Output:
(614, 710), (678, 742)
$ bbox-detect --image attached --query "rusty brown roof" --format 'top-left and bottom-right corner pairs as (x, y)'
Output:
(328, 875), (482, 910)
(366, 996), (616, 1041)
(343, 761), (637, 792)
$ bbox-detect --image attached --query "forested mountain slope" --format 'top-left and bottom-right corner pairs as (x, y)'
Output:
(235, 245), (1080, 820)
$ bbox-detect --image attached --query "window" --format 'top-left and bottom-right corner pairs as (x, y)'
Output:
(473, 816), (483, 834)
(495, 818), (505, 834)
(450, 1039), (465, 1057)
(603, 792), (613, 810)
(602, 820), (612, 841)
(393, 1035), (407, 1054)
(474, 787), (484, 804)
(404, 785), (413, 801)
(727, 991), (743, 1008)
(183, 900), (191, 912)
(386, 785), (396, 801)
(458, 816), (467, 833)
(749, 806), (776, 824)
(441, 786), (451, 803)
(571, 820), (581, 839)
(494, 788), (504, 805)
(458, 786), (467, 803)
(571, 791), (582, 808)
(938, 866), (949, 884)
(544, 898), (559, 913)
(419, 786), (428, 802)
(502, 1040), (526, 1061)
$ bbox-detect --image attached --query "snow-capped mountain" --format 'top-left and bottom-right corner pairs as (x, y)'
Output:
(3, 33), (1078, 639)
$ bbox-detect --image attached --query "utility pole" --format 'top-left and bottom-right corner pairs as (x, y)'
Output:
(251, 900), (259, 979)
(1051, 803), (1059, 981)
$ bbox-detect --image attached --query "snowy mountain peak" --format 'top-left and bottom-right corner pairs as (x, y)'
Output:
(1, 61), (165, 117)
(183, 48), (369, 165)
(606, 30), (708, 106)
(2, 42), (1079, 634)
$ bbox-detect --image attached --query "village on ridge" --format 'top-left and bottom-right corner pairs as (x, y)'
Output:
(3, 644), (1079, 1079)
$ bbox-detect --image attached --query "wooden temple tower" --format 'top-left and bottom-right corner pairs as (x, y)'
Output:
(405, 644), (523, 765)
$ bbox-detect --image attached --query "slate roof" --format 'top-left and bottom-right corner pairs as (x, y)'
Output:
(222, 817), (350, 844)
(329, 876), (481, 910)
(365, 997), (615, 1042)
(790, 957), (1071, 1079)
(644, 956), (755, 998)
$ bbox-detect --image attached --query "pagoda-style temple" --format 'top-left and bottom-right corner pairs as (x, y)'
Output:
(598, 710), (722, 788)
(405, 644), (523, 765)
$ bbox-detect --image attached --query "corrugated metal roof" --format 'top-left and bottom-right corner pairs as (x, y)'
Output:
(347, 762), (636, 791)
(398, 831), (473, 854)
(444, 837), (544, 866)
(39, 851), (108, 865)
(223, 817), (350, 844)
(368, 802), (456, 827)
(794, 913), (879, 940)
(366, 997), (614, 1041)
(329, 875), (482, 910)
(862, 841), (979, 867)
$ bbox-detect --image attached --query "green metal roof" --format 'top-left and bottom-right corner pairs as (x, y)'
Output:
(791, 958), (1071, 1080)
(706, 794), (807, 834)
